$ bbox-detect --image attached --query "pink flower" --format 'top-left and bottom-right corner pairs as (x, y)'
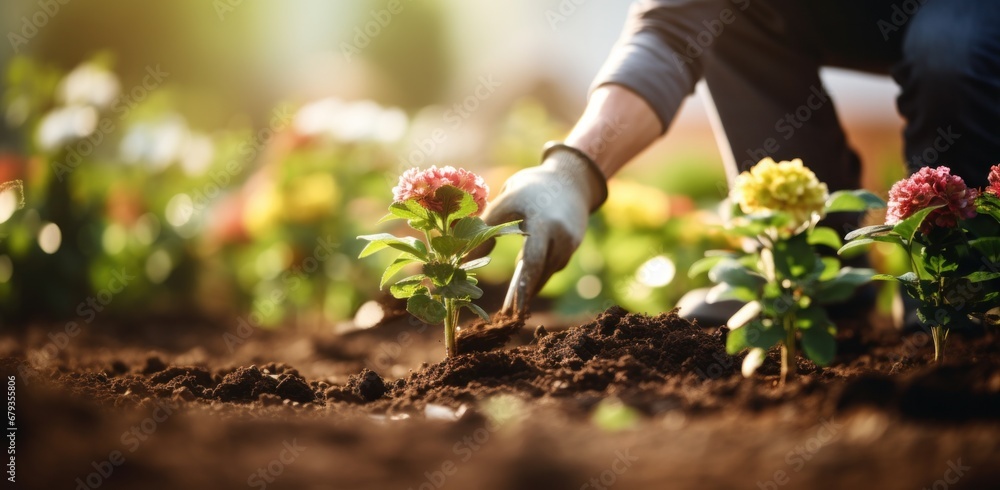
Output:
(987, 164), (1000, 195)
(886, 166), (977, 231)
(392, 166), (489, 215)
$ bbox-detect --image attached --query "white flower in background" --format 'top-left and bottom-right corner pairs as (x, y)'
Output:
(120, 115), (189, 171)
(58, 63), (121, 109)
(179, 132), (215, 176)
(293, 97), (407, 143)
(35, 105), (98, 151)
(0, 180), (25, 225)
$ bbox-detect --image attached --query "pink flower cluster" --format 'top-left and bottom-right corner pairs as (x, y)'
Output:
(392, 166), (489, 215)
(886, 166), (977, 231)
(988, 164), (1000, 195)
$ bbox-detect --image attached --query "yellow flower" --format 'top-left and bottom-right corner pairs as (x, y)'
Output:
(732, 158), (828, 228)
(603, 179), (671, 229)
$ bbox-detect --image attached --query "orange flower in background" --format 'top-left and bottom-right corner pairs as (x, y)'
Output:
(886, 166), (977, 231)
(392, 166), (489, 215)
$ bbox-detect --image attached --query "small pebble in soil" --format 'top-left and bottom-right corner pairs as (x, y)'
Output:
(172, 387), (196, 402)
(143, 356), (167, 374)
(351, 369), (387, 402)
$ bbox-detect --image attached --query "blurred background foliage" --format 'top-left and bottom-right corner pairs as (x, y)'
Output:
(0, 0), (909, 331)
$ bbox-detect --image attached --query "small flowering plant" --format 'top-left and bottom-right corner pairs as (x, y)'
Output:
(691, 158), (883, 383)
(358, 166), (522, 357)
(842, 165), (1000, 362)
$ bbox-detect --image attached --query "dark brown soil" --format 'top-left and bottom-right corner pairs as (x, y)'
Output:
(4, 306), (1000, 489)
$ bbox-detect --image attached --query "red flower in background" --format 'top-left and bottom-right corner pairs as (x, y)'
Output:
(392, 166), (489, 215)
(886, 166), (977, 231)
(987, 164), (1000, 195)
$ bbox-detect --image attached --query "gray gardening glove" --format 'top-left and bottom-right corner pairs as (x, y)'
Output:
(480, 143), (607, 315)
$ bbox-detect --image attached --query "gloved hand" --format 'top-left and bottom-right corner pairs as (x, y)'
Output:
(480, 142), (608, 314)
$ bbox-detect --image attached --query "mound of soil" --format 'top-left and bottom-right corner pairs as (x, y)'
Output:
(7, 306), (1000, 490)
(21, 306), (1000, 422)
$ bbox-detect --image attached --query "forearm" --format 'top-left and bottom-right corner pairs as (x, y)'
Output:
(565, 85), (662, 179)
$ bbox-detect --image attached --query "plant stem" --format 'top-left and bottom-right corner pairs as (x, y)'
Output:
(780, 315), (796, 385)
(931, 325), (944, 363)
(444, 298), (458, 357)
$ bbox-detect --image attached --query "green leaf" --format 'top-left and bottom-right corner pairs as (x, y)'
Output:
(465, 303), (490, 322)
(871, 273), (899, 282)
(380, 255), (420, 288)
(453, 216), (488, 239)
(390, 200), (429, 220)
(706, 283), (758, 303)
(745, 320), (784, 350)
(451, 216), (522, 252)
(844, 224), (894, 241)
(838, 238), (874, 255)
(772, 233), (817, 278)
(406, 293), (447, 324)
(389, 276), (427, 299)
(970, 237), (1000, 263)
(801, 324), (836, 366)
(460, 256), (491, 270)
(433, 185), (478, 220)
(726, 326), (749, 354)
(926, 253), (958, 275)
(423, 262), (457, 287)
(818, 257), (841, 281)
(892, 205), (944, 241)
(795, 305), (831, 330)
(439, 278), (483, 300)
(815, 268), (874, 304)
(967, 270), (1000, 283)
(688, 255), (727, 279)
(825, 190), (886, 213)
(358, 233), (428, 259)
(808, 226), (843, 250)
(431, 235), (469, 257)
(708, 259), (766, 290)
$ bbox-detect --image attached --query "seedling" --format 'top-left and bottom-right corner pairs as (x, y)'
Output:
(842, 165), (1000, 361)
(358, 166), (521, 357)
(691, 158), (882, 383)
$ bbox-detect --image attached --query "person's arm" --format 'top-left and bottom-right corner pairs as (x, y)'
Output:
(484, 0), (734, 314)
(565, 85), (662, 179)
